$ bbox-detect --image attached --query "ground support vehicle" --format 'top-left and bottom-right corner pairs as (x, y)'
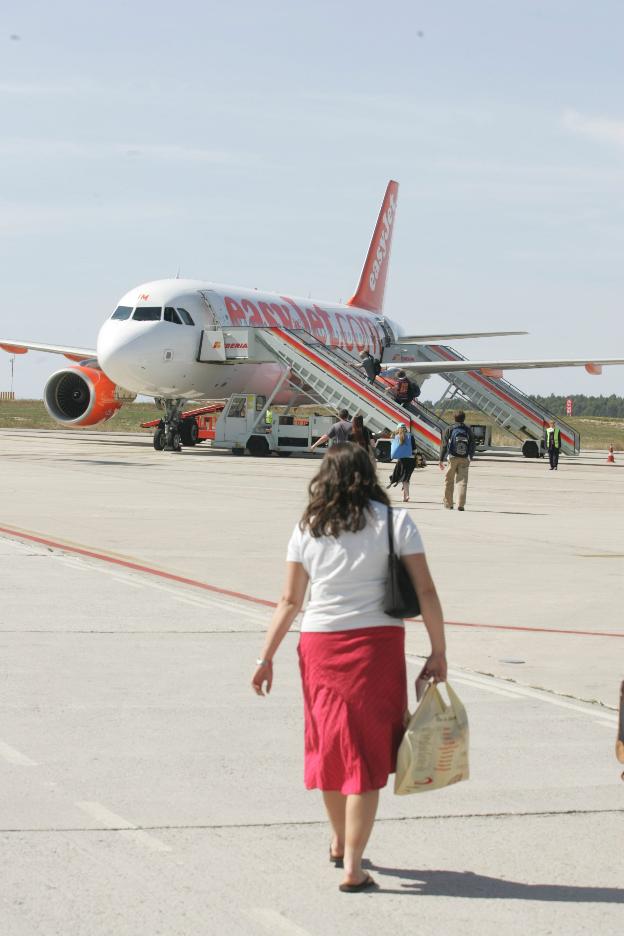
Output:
(211, 394), (337, 457)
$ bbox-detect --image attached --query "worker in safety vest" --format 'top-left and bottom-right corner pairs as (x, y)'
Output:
(265, 409), (273, 426)
(545, 420), (561, 470)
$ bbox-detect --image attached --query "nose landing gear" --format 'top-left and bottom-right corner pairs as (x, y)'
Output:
(153, 399), (185, 452)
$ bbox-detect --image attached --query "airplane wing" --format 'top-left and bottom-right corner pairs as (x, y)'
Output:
(0, 339), (97, 363)
(398, 331), (528, 342)
(382, 357), (624, 376)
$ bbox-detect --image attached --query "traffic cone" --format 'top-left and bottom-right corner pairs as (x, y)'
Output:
(607, 444), (615, 464)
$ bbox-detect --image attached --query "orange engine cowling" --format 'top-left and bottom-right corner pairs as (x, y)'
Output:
(44, 366), (136, 427)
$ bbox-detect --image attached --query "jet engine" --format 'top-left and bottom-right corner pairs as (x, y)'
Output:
(44, 366), (136, 427)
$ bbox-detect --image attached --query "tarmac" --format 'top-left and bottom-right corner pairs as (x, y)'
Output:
(0, 428), (622, 935)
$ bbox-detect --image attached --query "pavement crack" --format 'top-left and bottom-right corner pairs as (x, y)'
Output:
(1, 808), (622, 834)
(470, 668), (618, 712)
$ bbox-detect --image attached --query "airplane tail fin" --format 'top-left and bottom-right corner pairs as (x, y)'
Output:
(347, 180), (399, 314)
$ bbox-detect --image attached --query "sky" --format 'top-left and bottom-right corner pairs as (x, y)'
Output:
(1, 0), (624, 401)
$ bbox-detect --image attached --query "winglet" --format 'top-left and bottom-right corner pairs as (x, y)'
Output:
(348, 180), (399, 314)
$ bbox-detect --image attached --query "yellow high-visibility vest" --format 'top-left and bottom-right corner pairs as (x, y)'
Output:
(546, 427), (561, 446)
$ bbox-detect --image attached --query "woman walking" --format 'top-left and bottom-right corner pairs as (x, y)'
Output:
(351, 414), (375, 459)
(387, 422), (417, 502)
(251, 444), (446, 892)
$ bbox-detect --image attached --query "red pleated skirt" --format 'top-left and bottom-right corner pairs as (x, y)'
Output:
(297, 626), (407, 794)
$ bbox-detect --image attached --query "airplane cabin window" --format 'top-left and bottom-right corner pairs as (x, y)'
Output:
(164, 307), (183, 324)
(177, 308), (195, 326)
(133, 307), (162, 321)
(111, 306), (132, 320)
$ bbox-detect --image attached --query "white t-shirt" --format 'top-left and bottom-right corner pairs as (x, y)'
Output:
(286, 500), (424, 632)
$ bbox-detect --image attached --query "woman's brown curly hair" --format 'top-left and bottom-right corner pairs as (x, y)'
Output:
(301, 443), (390, 537)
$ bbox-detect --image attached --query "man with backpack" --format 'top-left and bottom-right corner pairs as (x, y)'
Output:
(439, 411), (476, 511)
(354, 349), (382, 384)
(393, 370), (420, 405)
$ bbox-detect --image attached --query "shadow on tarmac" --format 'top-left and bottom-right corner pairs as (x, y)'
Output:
(396, 502), (547, 516)
(370, 867), (624, 902)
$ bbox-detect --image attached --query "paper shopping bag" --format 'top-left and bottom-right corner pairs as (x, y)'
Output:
(394, 681), (469, 795)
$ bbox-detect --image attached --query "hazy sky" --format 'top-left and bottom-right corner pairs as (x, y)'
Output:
(1, 0), (623, 400)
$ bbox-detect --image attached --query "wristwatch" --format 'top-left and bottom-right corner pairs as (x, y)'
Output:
(256, 658), (271, 666)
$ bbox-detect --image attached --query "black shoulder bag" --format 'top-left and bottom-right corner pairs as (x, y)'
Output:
(383, 506), (421, 619)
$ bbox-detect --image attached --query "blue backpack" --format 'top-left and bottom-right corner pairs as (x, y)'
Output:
(449, 425), (471, 457)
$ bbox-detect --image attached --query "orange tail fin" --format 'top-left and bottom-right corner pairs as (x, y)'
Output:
(347, 180), (399, 314)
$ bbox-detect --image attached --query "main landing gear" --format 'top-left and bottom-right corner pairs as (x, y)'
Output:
(153, 398), (184, 452)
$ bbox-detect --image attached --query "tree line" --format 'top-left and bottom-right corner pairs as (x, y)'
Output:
(422, 395), (624, 417)
(528, 395), (624, 417)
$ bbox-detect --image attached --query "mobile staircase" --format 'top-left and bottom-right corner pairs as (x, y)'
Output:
(409, 343), (580, 456)
(246, 327), (446, 459)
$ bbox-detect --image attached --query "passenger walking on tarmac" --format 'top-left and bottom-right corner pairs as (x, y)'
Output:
(251, 444), (447, 893)
(354, 349), (381, 384)
(351, 414), (376, 460)
(439, 411), (476, 511)
(545, 420), (561, 470)
(387, 422), (417, 502)
(310, 409), (352, 451)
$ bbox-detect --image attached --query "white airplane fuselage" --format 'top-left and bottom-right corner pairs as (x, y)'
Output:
(97, 278), (406, 403)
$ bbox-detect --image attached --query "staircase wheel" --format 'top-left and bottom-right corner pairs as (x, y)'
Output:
(247, 435), (270, 457)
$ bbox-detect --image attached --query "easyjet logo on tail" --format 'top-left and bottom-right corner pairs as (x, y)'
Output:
(369, 193), (396, 293)
(348, 180), (399, 314)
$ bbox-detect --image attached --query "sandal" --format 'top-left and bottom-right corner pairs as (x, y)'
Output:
(329, 845), (344, 868)
(339, 874), (376, 893)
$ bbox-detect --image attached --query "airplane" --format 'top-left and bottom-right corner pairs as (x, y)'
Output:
(2, 179), (624, 451)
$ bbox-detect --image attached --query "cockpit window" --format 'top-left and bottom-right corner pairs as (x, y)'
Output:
(111, 305), (132, 320)
(177, 307), (195, 326)
(164, 307), (182, 325)
(133, 306), (162, 321)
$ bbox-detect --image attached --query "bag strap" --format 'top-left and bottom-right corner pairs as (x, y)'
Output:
(387, 505), (395, 557)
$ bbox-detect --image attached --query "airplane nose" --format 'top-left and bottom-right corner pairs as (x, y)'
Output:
(97, 320), (155, 390)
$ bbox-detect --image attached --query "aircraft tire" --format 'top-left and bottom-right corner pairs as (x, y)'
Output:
(181, 418), (199, 447)
(153, 426), (166, 451)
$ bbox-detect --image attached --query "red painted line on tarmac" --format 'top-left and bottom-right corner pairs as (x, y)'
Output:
(0, 525), (276, 609)
(442, 619), (624, 638)
(2, 524), (623, 637)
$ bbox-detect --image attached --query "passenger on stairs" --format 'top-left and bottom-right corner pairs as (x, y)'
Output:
(392, 371), (419, 406)
(354, 350), (382, 384)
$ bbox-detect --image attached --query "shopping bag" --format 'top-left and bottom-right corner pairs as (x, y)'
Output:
(394, 681), (469, 795)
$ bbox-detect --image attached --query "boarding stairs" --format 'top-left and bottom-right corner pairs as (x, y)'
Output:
(409, 343), (580, 455)
(252, 327), (445, 459)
